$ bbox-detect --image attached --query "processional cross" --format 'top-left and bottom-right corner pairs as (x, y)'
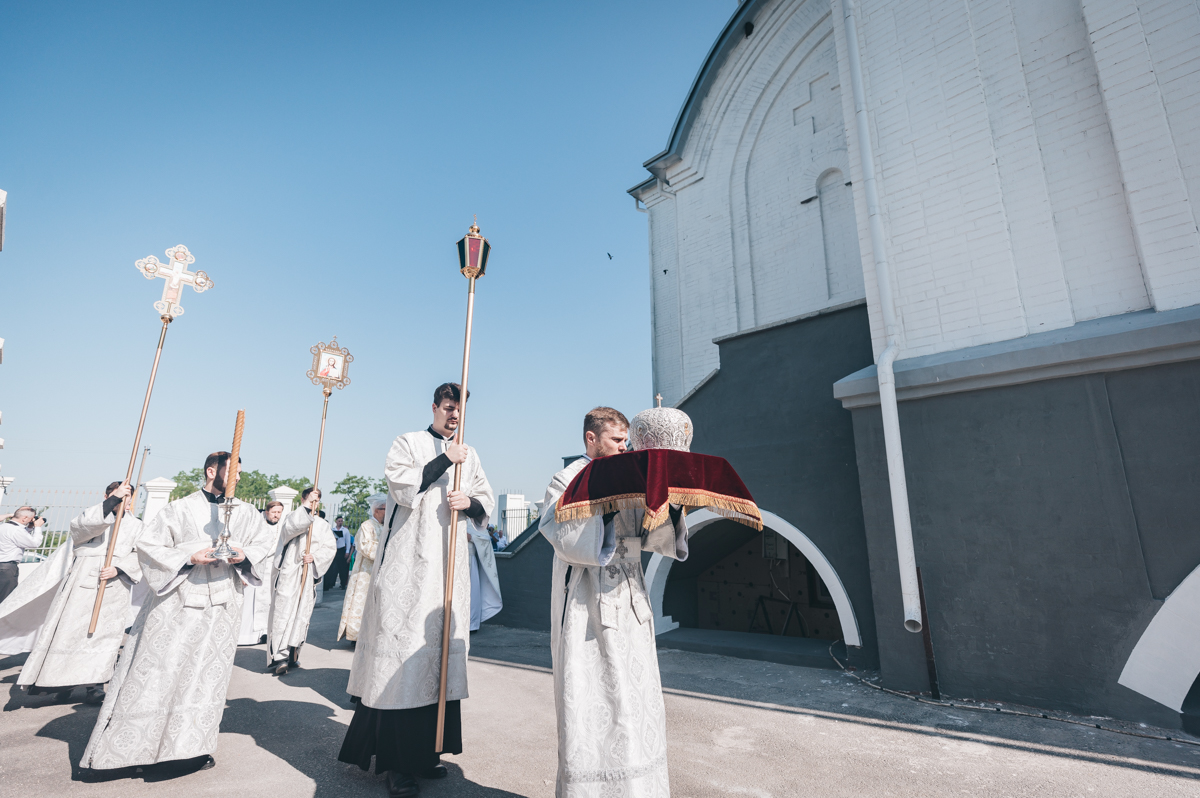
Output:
(135, 244), (214, 319)
(90, 243), (215, 635)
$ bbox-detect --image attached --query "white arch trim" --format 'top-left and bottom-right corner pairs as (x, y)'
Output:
(645, 508), (862, 647)
(1118, 564), (1200, 712)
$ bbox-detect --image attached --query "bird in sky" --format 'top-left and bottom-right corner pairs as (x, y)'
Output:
(607, 253), (612, 259)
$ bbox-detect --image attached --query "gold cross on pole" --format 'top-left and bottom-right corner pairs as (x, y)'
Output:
(135, 244), (214, 319)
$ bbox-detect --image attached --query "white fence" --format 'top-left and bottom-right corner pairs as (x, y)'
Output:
(0, 488), (104, 560)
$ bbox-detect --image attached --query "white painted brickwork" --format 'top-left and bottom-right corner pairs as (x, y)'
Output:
(634, 0), (1200, 403)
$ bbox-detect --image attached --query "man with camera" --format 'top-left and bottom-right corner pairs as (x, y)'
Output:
(0, 507), (45, 602)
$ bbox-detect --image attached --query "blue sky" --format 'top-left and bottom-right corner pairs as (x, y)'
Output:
(0, 1), (734, 501)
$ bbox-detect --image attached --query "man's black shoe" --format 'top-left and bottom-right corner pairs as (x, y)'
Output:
(79, 766), (136, 782)
(386, 770), (419, 797)
(419, 762), (448, 779)
(148, 754), (215, 777)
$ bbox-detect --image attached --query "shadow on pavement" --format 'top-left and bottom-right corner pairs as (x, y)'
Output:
(473, 623), (1200, 782)
(302, 600), (355, 654)
(29, 700), (101, 779)
(276, 665), (355, 709)
(222, 696), (524, 797)
(471, 625), (552, 670)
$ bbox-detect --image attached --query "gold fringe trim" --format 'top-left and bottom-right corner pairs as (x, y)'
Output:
(555, 493), (646, 523)
(556, 489), (762, 531)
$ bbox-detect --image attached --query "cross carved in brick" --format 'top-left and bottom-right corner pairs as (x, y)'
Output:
(793, 72), (838, 134)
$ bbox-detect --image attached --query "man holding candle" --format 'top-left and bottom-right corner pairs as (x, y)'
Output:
(81, 451), (276, 777)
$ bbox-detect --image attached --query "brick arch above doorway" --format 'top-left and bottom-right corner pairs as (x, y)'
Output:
(645, 508), (861, 647)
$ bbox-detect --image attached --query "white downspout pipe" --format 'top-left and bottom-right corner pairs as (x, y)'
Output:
(843, 0), (922, 633)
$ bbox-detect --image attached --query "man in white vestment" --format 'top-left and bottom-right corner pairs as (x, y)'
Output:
(238, 500), (284, 645)
(81, 450), (276, 777)
(267, 486), (336, 674)
(340, 382), (494, 798)
(15, 481), (143, 704)
(338, 493), (386, 642)
(467, 517), (502, 631)
(539, 407), (689, 798)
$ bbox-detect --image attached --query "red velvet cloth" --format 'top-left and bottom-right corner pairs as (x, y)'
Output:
(555, 449), (762, 531)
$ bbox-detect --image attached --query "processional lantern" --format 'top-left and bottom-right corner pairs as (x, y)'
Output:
(90, 245), (214, 634)
(436, 218), (491, 752)
(456, 220), (491, 278)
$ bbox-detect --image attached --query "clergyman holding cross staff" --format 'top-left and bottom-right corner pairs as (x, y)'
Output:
(340, 382), (495, 797)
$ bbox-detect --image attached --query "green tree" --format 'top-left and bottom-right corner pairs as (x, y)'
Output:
(234, 471), (311, 503)
(170, 468), (205, 500)
(169, 468), (309, 504)
(331, 474), (387, 529)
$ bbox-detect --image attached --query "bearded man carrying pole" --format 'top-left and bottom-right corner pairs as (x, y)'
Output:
(81, 442), (276, 778)
(339, 382), (494, 797)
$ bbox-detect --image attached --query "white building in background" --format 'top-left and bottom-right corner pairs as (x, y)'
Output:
(495, 493), (534, 543)
(628, 0), (1200, 732)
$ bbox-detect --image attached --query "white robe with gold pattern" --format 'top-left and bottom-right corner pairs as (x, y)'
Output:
(540, 459), (689, 798)
(338, 517), (381, 641)
(82, 491), (275, 769)
(347, 430), (494, 709)
(267, 508), (336, 663)
(15, 503), (143, 688)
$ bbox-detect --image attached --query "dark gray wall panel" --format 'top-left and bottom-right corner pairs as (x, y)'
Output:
(850, 407), (931, 691)
(852, 366), (1190, 726)
(1104, 361), (1200, 598)
(680, 304), (879, 667)
(487, 534), (555, 632)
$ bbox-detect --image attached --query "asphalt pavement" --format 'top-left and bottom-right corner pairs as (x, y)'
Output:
(2, 592), (1198, 797)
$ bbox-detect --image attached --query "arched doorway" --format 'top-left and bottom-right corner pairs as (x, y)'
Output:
(645, 509), (861, 646)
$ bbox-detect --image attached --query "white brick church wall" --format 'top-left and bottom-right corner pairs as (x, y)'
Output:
(637, 0), (864, 405)
(634, 0), (1200, 403)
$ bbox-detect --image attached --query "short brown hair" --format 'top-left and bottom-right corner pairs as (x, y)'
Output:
(584, 407), (629, 441)
(203, 451), (241, 473)
(104, 481), (122, 497)
(301, 486), (321, 501)
(264, 500), (284, 513)
(433, 382), (470, 406)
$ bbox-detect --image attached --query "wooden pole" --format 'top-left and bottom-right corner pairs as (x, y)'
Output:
(89, 317), (170, 635)
(297, 387), (332, 591)
(436, 274), (477, 752)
